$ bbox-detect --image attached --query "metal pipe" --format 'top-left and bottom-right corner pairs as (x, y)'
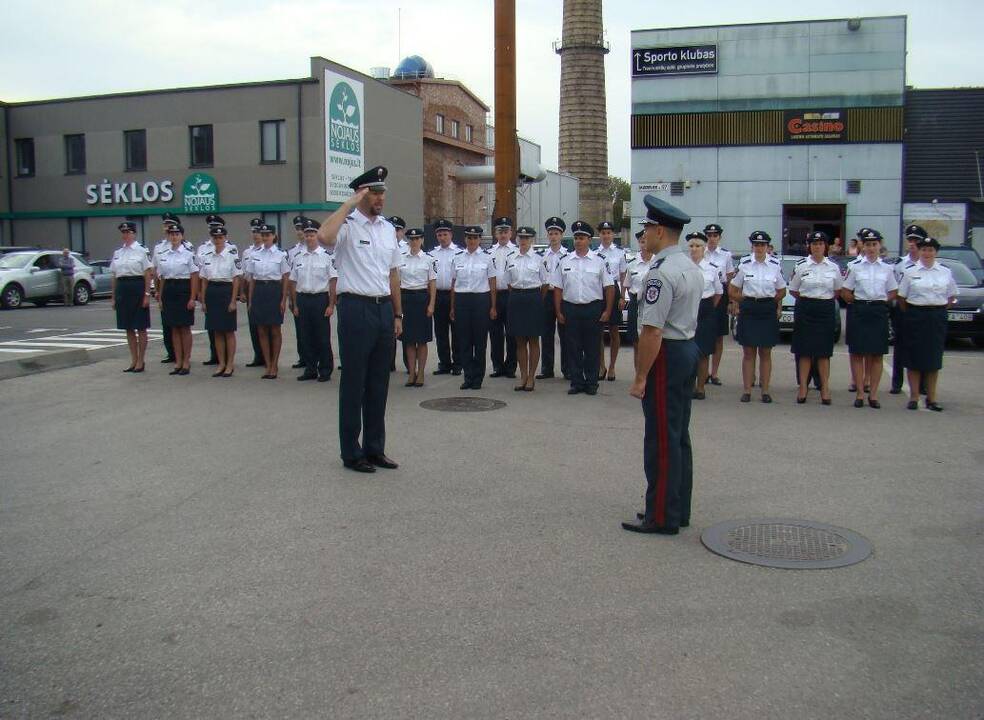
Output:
(494, 0), (517, 224)
(975, 150), (983, 199)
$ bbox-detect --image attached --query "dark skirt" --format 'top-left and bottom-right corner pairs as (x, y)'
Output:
(736, 297), (779, 348)
(401, 288), (433, 344)
(695, 297), (718, 357)
(115, 276), (151, 331)
(162, 278), (195, 328)
(715, 286), (730, 336)
(507, 288), (543, 337)
(626, 293), (639, 344)
(250, 280), (284, 326)
(602, 281), (621, 327)
(902, 305), (947, 372)
(846, 301), (889, 356)
(791, 297), (836, 358)
(205, 282), (237, 332)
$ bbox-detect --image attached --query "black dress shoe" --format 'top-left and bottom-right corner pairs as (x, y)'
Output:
(906, 400), (918, 410)
(761, 394), (772, 403)
(433, 368), (450, 375)
(291, 361), (305, 369)
(123, 366), (135, 373)
(889, 386), (902, 395)
(451, 368), (462, 376)
(297, 373), (317, 381)
(740, 393), (751, 403)
(178, 368), (190, 376)
(470, 383), (482, 390)
(854, 398), (864, 408)
(708, 376), (722, 386)
(366, 454), (398, 469)
(203, 359), (219, 366)
(161, 357), (176, 363)
(635, 513), (689, 527)
(343, 459), (376, 473)
(459, 381), (473, 390)
(926, 401), (943, 412)
(621, 520), (679, 535)
(584, 386), (598, 395)
(245, 360), (264, 368)
(567, 387), (582, 395)
(693, 391), (705, 400)
(169, 368), (181, 375)
(489, 370), (505, 378)
(535, 373), (554, 380)
(318, 375), (331, 382)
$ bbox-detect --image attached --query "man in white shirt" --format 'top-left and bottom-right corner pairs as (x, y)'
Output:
(430, 219), (462, 375)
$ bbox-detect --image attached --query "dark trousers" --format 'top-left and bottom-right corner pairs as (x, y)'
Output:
(248, 318), (262, 363)
(541, 293), (567, 377)
(391, 336), (408, 371)
(337, 296), (393, 463)
(207, 330), (217, 362)
(563, 300), (603, 391)
(454, 292), (491, 386)
(292, 309), (303, 363)
(890, 303), (905, 390)
(489, 289), (517, 373)
(433, 289), (460, 370)
(297, 292), (334, 378)
(642, 339), (699, 529)
(161, 311), (174, 358)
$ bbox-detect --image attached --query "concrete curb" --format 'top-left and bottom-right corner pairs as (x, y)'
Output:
(0, 343), (145, 382)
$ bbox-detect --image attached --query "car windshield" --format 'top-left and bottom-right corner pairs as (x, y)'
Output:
(0, 253), (33, 269)
(938, 247), (983, 270)
(940, 259), (977, 286)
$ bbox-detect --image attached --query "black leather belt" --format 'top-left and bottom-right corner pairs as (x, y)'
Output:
(254, 279), (280, 284)
(339, 292), (390, 304)
(854, 299), (887, 305)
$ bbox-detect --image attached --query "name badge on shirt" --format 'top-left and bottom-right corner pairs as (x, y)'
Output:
(563, 267), (571, 272)
(359, 239), (371, 245)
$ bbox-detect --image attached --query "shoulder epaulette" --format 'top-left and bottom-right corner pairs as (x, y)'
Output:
(454, 250), (464, 255)
(768, 258), (780, 265)
(653, 258), (666, 269)
(795, 258), (808, 265)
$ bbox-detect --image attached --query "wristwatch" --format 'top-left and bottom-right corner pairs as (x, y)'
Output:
(395, 313), (404, 319)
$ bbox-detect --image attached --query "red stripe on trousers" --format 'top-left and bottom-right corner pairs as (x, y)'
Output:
(650, 347), (669, 526)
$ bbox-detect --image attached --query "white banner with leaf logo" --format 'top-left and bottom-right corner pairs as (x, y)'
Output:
(325, 69), (365, 203)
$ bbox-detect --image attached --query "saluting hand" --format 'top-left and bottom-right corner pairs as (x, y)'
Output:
(629, 378), (646, 399)
(348, 188), (369, 207)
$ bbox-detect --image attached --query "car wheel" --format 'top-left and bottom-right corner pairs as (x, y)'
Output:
(33, 299), (49, 307)
(1, 284), (24, 309)
(73, 282), (91, 306)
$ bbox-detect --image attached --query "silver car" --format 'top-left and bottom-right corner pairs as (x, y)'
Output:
(0, 251), (99, 309)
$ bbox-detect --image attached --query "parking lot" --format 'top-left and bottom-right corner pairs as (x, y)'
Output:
(1, 310), (982, 718)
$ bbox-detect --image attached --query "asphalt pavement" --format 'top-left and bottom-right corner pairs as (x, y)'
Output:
(1, 322), (982, 719)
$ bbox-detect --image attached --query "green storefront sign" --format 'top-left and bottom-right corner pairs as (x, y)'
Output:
(182, 173), (220, 214)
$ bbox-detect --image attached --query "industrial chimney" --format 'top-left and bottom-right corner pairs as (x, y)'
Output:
(556, 0), (611, 224)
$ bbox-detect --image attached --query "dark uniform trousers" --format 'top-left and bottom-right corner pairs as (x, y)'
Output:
(337, 295), (393, 463)
(562, 299), (604, 391)
(454, 292), (491, 386)
(207, 330), (218, 362)
(296, 292), (334, 378)
(642, 338), (699, 529)
(890, 302), (906, 390)
(540, 293), (568, 377)
(489, 289), (517, 373)
(248, 312), (263, 363)
(433, 289), (460, 371)
(160, 309), (174, 358)
(292, 303), (304, 364)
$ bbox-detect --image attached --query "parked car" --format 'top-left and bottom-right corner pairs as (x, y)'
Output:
(0, 251), (99, 308)
(937, 258), (984, 347)
(937, 245), (984, 285)
(0, 246), (42, 256)
(83, 260), (114, 297)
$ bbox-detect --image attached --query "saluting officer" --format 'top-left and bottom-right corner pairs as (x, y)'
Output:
(595, 220), (627, 382)
(153, 211), (182, 364)
(552, 221), (614, 395)
(430, 218), (462, 376)
(622, 196), (702, 535)
(890, 224), (927, 394)
(242, 217), (266, 367)
(489, 217), (518, 378)
(450, 225), (497, 390)
(110, 221), (154, 373)
(537, 217), (570, 380)
(317, 166), (404, 473)
(289, 218), (336, 382)
(154, 223), (199, 376)
(703, 223), (734, 386)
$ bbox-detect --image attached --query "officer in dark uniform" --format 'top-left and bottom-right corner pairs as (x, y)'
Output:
(317, 166), (403, 473)
(622, 196), (702, 535)
(243, 217), (265, 367)
(430, 218), (462, 375)
(890, 224), (927, 394)
(155, 211), (181, 363)
(489, 217), (518, 378)
(387, 215), (409, 372)
(537, 217), (569, 379)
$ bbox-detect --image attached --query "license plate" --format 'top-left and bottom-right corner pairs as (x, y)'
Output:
(779, 312), (794, 323)
(948, 311), (974, 322)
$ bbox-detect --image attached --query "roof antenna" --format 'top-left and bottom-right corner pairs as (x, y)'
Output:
(397, 7), (402, 63)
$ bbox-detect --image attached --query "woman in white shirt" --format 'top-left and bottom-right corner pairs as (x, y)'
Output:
(109, 221), (153, 373)
(397, 228), (437, 387)
(897, 237), (958, 411)
(687, 231), (722, 400)
(155, 224), (199, 375)
(199, 226), (243, 377)
(505, 226), (548, 391)
(246, 224), (290, 379)
(841, 229), (898, 408)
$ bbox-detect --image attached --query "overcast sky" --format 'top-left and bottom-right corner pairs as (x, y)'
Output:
(2, 0), (981, 180)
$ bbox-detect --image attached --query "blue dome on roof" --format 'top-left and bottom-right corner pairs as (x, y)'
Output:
(393, 55), (435, 79)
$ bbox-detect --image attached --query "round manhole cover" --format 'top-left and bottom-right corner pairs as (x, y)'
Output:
(701, 518), (872, 569)
(420, 397), (507, 412)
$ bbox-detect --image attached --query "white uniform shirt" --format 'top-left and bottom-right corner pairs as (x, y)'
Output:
(155, 245), (198, 279)
(697, 257), (725, 299)
(109, 243), (152, 277)
(552, 251), (613, 304)
(452, 249), (495, 293)
(287, 242), (305, 267)
(241, 243), (264, 279)
(898, 261), (958, 306)
(893, 255), (921, 283)
(596, 243), (628, 283)
(289, 246), (336, 294)
(248, 245), (290, 281)
(624, 255), (655, 297)
(731, 256), (786, 298)
(398, 239), (410, 256)
(541, 246), (569, 279)
(490, 241), (518, 286)
(505, 250), (548, 289)
(705, 245), (735, 278)
(788, 256), (843, 299)
(200, 245), (243, 281)
(399, 251), (437, 290)
(431, 244), (461, 290)
(152, 238), (169, 265)
(333, 209), (402, 296)
(843, 257), (898, 300)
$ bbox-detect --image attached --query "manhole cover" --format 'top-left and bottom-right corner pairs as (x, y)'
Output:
(420, 397), (507, 412)
(701, 518), (872, 569)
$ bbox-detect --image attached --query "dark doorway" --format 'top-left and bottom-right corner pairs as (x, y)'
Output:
(782, 204), (846, 255)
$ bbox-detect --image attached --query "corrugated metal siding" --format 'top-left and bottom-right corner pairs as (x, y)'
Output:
(903, 89), (984, 202)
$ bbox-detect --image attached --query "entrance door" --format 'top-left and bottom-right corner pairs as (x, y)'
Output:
(782, 204), (846, 255)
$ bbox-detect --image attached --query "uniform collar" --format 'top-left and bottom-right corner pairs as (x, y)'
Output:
(352, 207), (385, 226)
(654, 244), (682, 262)
(806, 255), (827, 265)
(301, 245), (323, 256)
(917, 259), (938, 271)
(859, 255), (881, 265)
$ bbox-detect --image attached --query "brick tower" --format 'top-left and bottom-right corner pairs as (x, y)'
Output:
(556, 0), (611, 224)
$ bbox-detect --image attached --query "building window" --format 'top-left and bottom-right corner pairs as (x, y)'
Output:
(435, 114), (445, 134)
(465, 125), (473, 144)
(124, 130), (147, 171)
(68, 218), (86, 254)
(15, 138), (35, 177)
(260, 120), (286, 163)
(64, 134), (86, 175)
(450, 120), (460, 139)
(189, 124), (214, 167)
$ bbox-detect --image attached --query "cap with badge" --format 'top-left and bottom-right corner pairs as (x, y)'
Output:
(597, 220), (615, 232)
(516, 226), (536, 238)
(205, 214), (225, 227)
(118, 221), (137, 233)
(860, 229), (883, 242)
(686, 231), (707, 243)
(749, 230), (771, 244)
(348, 165), (387, 191)
(166, 224), (185, 234)
(292, 215), (307, 229)
(209, 226), (228, 237)
(493, 217), (513, 230)
(855, 227), (872, 239)
(249, 217), (263, 230)
(387, 216), (406, 230)
(545, 216), (566, 232)
(704, 223), (723, 234)
(463, 225), (483, 236)
(258, 223), (277, 234)
(571, 220), (594, 237)
(406, 228), (424, 240)
(904, 224), (928, 239)
(916, 236), (941, 250)
(162, 212), (179, 226)
(807, 230), (830, 244)
(433, 219), (453, 233)
(639, 195), (691, 230)
(634, 229), (644, 241)
(301, 218), (321, 232)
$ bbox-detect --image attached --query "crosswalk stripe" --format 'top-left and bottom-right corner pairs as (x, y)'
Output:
(0, 341), (110, 350)
(0, 347), (41, 354)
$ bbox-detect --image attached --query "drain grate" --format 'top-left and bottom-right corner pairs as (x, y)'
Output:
(420, 397), (507, 412)
(701, 518), (872, 569)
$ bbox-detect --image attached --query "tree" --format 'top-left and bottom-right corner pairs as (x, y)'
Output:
(609, 175), (631, 229)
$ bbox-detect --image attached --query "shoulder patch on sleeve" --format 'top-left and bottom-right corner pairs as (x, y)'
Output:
(644, 277), (663, 304)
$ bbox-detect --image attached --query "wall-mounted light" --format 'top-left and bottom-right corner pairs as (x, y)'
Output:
(847, 18), (861, 31)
